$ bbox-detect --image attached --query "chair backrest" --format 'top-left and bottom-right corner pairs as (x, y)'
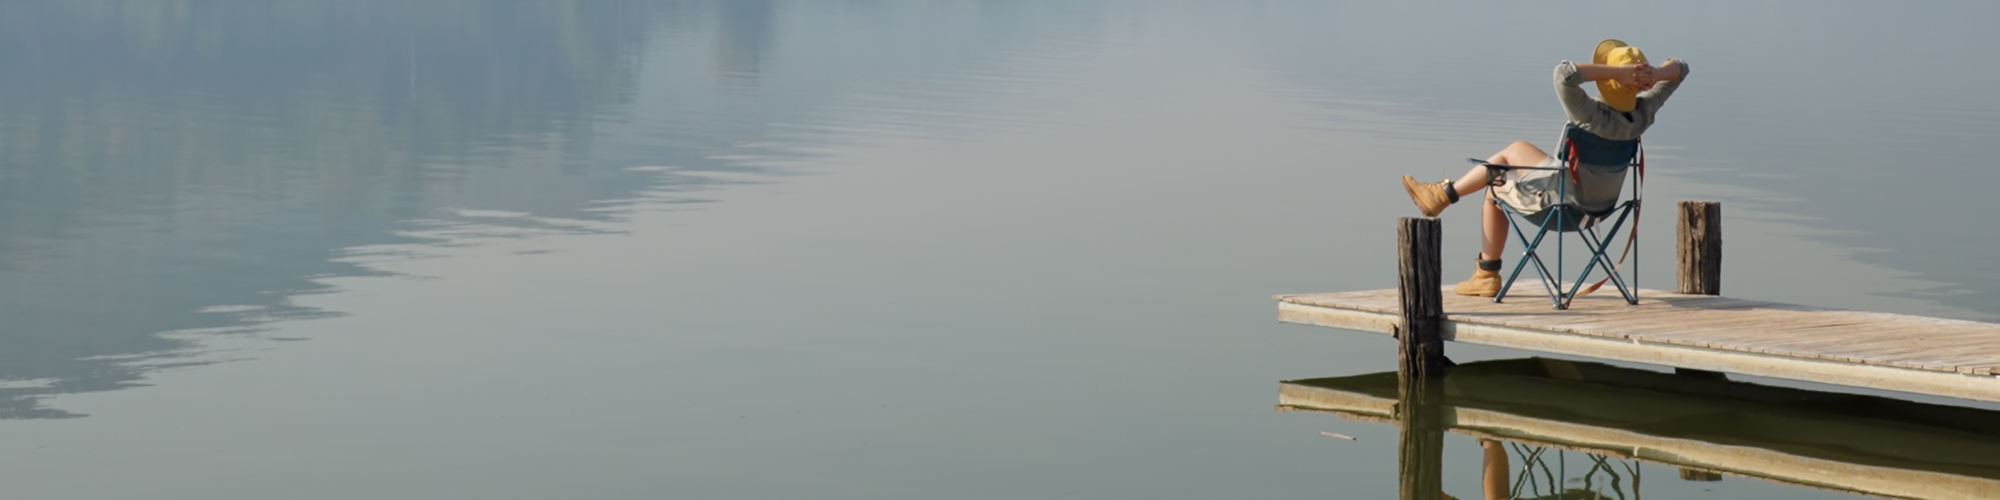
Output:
(1548, 123), (1645, 222)
(1556, 123), (1640, 168)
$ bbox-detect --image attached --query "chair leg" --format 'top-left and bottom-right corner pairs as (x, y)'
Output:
(1592, 228), (1639, 304)
(1567, 228), (1614, 299)
(1566, 206), (1639, 306)
(1570, 226), (1629, 301)
(1498, 205), (1567, 309)
(1498, 203), (1656, 310)
(1494, 220), (1537, 303)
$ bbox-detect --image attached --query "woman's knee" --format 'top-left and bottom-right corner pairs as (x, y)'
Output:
(1498, 141), (1549, 166)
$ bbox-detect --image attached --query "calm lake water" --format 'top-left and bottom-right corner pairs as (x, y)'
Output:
(1, 1), (1997, 498)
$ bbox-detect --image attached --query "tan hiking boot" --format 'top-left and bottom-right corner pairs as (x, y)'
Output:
(1401, 176), (1456, 217)
(1454, 258), (1502, 297)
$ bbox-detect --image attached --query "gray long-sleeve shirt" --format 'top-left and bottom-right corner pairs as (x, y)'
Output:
(1532, 60), (1689, 214)
(1554, 60), (1690, 141)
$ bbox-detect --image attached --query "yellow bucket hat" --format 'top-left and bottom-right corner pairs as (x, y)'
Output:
(1592, 39), (1649, 112)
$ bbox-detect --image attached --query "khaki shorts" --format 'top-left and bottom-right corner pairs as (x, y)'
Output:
(1491, 155), (1628, 228)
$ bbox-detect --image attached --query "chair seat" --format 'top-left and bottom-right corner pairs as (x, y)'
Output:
(1515, 199), (1635, 231)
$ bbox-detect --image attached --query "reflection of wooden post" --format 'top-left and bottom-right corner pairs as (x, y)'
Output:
(1398, 218), (1443, 378)
(1677, 201), (1722, 296)
(1397, 217), (1445, 500)
(1679, 468), (1724, 482)
(1397, 374), (1445, 500)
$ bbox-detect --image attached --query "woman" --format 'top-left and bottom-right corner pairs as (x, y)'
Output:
(1401, 39), (1688, 297)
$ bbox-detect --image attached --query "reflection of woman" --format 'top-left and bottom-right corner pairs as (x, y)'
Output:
(1463, 440), (1626, 500)
(1400, 40), (1689, 297)
(1481, 440), (1509, 500)
(1439, 440), (1508, 500)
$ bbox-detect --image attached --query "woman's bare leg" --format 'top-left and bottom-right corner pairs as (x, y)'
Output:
(1407, 140), (1551, 262)
(1481, 191), (1508, 261)
(1469, 141), (1550, 261)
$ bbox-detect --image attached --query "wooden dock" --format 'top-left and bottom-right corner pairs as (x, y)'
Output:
(1278, 286), (2000, 402)
(1272, 288), (2000, 400)
(1281, 205), (2000, 404)
(1276, 358), (2000, 500)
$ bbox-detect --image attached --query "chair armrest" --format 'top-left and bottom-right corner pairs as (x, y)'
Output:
(1465, 158), (1562, 171)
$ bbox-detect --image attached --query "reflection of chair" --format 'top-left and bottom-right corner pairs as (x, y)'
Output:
(1470, 124), (1644, 309)
(1505, 442), (1637, 500)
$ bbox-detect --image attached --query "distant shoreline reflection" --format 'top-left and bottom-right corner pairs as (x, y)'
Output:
(0, 1), (673, 418)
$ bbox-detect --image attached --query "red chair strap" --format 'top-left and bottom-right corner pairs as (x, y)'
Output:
(1566, 137), (1581, 185)
(1636, 137), (1645, 180)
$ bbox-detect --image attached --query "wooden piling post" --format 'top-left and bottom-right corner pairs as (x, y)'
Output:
(1397, 217), (1444, 378)
(1674, 202), (1727, 380)
(1677, 201), (1722, 296)
(1396, 217), (1447, 500)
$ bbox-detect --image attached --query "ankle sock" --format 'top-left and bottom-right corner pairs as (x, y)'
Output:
(1477, 258), (1501, 272)
(1443, 180), (1460, 204)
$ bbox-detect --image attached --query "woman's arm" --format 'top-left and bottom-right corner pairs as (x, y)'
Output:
(1652, 59), (1686, 81)
(1636, 59), (1688, 105)
(1576, 59), (1686, 89)
(1571, 63), (1638, 83)
(1553, 61), (1600, 124)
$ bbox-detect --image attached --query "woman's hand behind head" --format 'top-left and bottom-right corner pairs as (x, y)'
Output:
(1626, 63), (1658, 92)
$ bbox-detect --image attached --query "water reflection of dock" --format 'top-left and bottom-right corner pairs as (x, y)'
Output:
(1278, 358), (2000, 499)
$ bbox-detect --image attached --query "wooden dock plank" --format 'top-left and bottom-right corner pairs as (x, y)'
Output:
(1277, 288), (2000, 402)
(1763, 325), (2000, 365)
(1720, 324), (1949, 357)
(1655, 321), (1961, 363)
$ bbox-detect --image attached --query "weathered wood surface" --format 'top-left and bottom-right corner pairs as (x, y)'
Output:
(1395, 374), (1444, 500)
(1396, 218), (1444, 381)
(1275, 358), (2000, 500)
(1276, 287), (2000, 401)
(1677, 201), (1722, 295)
(1394, 219), (1447, 500)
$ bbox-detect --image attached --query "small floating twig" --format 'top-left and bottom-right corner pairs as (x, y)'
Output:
(1320, 431), (1357, 441)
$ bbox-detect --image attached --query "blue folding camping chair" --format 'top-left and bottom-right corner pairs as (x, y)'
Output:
(1469, 124), (1644, 309)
